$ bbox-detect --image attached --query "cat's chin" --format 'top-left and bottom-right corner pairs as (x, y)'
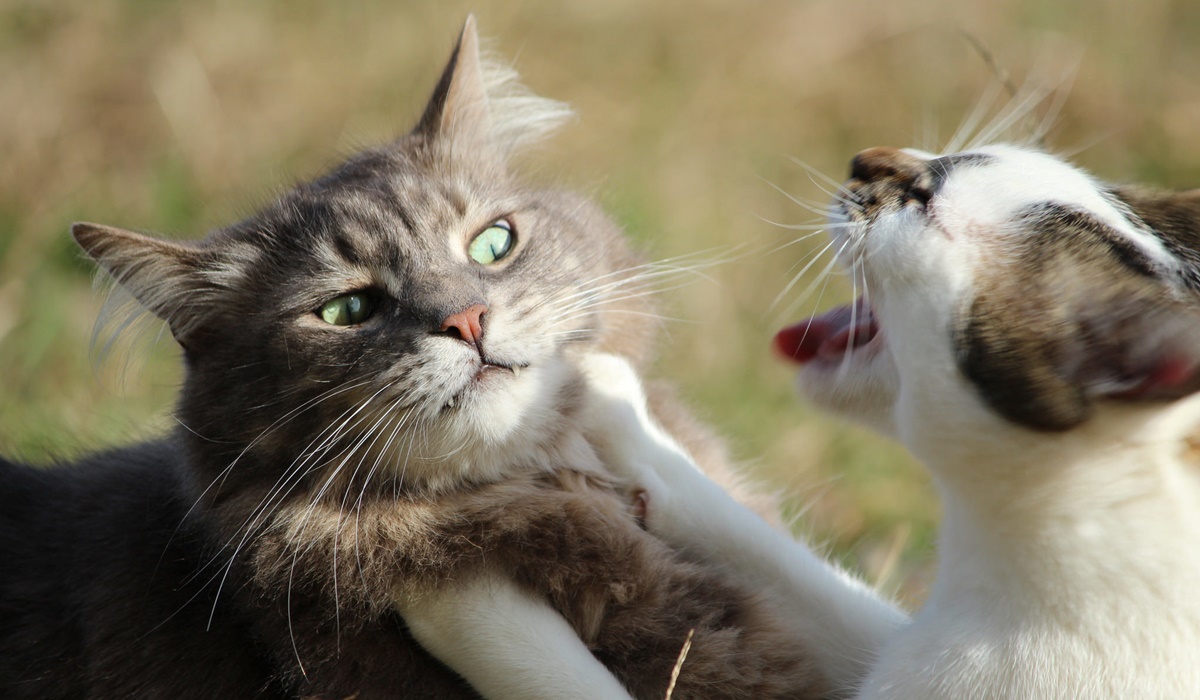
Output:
(444, 357), (579, 447)
(440, 362), (528, 412)
(388, 357), (599, 492)
(776, 298), (899, 436)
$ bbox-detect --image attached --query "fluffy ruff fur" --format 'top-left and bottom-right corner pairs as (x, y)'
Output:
(260, 467), (822, 699)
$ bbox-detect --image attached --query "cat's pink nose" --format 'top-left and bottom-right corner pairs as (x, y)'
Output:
(440, 304), (487, 345)
(850, 146), (923, 184)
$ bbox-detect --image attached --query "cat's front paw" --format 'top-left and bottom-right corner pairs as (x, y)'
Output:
(579, 354), (750, 548)
(577, 353), (652, 455)
(578, 352), (649, 414)
(578, 353), (676, 522)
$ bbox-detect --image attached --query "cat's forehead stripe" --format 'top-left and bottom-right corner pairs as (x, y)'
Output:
(1015, 202), (1161, 278)
(439, 180), (470, 217)
(377, 190), (417, 233)
(926, 153), (995, 193)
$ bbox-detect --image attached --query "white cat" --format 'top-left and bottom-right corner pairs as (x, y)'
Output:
(581, 143), (1200, 698)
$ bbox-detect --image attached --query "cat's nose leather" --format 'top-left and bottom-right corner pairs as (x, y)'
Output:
(850, 146), (924, 184)
(440, 304), (487, 346)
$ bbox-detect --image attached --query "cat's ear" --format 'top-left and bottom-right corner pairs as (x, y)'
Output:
(415, 15), (571, 158)
(1074, 303), (1200, 403)
(73, 222), (219, 349)
(416, 15), (493, 148)
(958, 290), (1200, 432)
(1113, 186), (1200, 263)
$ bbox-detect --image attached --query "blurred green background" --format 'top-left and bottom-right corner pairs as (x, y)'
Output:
(3, 0), (1200, 604)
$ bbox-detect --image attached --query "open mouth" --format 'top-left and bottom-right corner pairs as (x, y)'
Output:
(774, 297), (880, 365)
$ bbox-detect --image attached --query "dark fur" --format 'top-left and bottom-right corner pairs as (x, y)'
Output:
(0, 20), (823, 700)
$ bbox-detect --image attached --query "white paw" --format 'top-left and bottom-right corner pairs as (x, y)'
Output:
(578, 352), (650, 412)
(578, 353), (653, 455)
(578, 353), (671, 501)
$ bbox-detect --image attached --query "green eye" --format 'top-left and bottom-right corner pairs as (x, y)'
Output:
(468, 220), (515, 265)
(318, 293), (373, 326)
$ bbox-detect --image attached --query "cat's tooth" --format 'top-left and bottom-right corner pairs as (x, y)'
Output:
(446, 397), (455, 408)
(512, 366), (521, 378)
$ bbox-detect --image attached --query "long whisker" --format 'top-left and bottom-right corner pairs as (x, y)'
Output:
(774, 249), (845, 350)
(836, 254), (869, 382)
(550, 281), (704, 324)
(180, 380), (374, 531)
(943, 80), (1004, 155)
(761, 176), (859, 220)
(775, 240), (851, 325)
(295, 395), (411, 651)
(788, 157), (859, 198)
(803, 174), (864, 212)
(1027, 63), (1077, 147)
(968, 77), (1054, 151)
(769, 237), (838, 312)
(206, 383), (394, 627)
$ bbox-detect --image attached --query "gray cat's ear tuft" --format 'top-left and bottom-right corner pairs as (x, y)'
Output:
(416, 15), (573, 157)
(73, 222), (217, 348)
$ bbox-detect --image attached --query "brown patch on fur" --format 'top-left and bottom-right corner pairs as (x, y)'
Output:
(1113, 187), (1200, 288)
(1182, 432), (1200, 469)
(254, 468), (825, 699)
(844, 146), (938, 218)
(957, 204), (1190, 431)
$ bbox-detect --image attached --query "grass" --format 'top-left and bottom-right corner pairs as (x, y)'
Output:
(2, 0), (1200, 605)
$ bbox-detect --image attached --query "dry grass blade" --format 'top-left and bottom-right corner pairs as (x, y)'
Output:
(663, 628), (695, 700)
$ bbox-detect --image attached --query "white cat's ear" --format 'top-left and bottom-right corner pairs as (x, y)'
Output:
(415, 15), (571, 157)
(73, 222), (217, 349)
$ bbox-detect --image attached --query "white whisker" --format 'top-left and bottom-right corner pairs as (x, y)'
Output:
(944, 78), (1004, 155)
(776, 245), (849, 325)
(770, 237), (838, 312)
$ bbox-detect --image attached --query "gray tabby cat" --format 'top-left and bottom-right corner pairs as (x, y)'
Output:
(0, 17), (826, 700)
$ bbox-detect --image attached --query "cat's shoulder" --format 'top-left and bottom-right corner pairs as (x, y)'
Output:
(0, 437), (193, 542)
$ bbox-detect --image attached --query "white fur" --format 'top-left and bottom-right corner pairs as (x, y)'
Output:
(399, 569), (635, 700)
(933, 145), (1177, 268)
(841, 147), (1200, 697)
(583, 146), (1200, 698)
(862, 397), (1200, 698)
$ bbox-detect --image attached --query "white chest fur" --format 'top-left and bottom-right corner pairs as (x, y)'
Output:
(862, 395), (1200, 699)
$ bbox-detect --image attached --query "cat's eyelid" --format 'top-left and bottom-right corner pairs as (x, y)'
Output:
(473, 214), (516, 237)
(310, 286), (380, 310)
(307, 287), (385, 324)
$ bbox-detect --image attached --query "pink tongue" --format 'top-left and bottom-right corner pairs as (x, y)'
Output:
(774, 300), (877, 365)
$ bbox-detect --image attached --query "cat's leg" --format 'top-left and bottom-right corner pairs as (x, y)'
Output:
(579, 352), (909, 694)
(398, 569), (635, 700)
